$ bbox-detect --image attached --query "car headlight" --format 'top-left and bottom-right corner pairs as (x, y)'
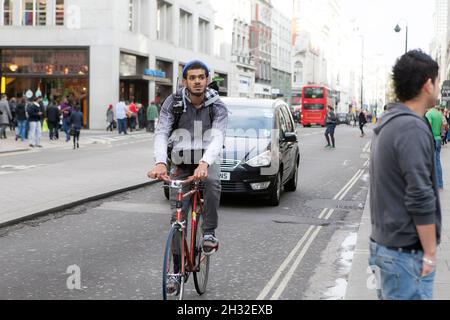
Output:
(246, 150), (272, 167)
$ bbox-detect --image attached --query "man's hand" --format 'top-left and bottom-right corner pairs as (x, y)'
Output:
(422, 252), (437, 277)
(148, 163), (168, 180)
(194, 161), (209, 181)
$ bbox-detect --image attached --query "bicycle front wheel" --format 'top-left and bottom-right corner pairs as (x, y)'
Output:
(193, 210), (210, 295)
(162, 226), (185, 300)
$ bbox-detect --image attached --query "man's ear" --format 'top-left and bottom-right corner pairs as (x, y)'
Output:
(423, 78), (433, 95)
(182, 78), (187, 86)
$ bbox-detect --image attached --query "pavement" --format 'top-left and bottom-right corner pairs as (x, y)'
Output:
(0, 128), (158, 227)
(346, 143), (450, 300)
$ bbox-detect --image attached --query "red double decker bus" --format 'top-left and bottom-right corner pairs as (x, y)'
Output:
(301, 85), (336, 127)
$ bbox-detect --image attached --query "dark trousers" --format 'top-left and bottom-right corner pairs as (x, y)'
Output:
(147, 120), (155, 133)
(325, 125), (336, 147)
(73, 130), (80, 147)
(107, 121), (114, 132)
(48, 121), (59, 140)
(118, 118), (127, 134)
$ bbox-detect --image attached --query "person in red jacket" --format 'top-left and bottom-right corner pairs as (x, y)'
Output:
(129, 101), (137, 132)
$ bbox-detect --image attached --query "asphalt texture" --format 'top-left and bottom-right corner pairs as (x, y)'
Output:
(0, 124), (372, 300)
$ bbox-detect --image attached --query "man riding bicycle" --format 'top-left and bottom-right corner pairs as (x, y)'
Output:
(148, 60), (228, 258)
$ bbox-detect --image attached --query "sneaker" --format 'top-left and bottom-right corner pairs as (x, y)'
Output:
(36, 145), (43, 148)
(166, 275), (181, 296)
(29, 144), (35, 148)
(202, 234), (219, 256)
(324, 145), (331, 149)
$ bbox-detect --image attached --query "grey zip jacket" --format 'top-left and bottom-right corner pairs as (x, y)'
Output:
(370, 103), (441, 248)
(154, 88), (228, 166)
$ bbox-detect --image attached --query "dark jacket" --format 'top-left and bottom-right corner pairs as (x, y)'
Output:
(16, 103), (27, 121)
(370, 103), (441, 248)
(359, 112), (367, 125)
(27, 102), (41, 122)
(326, 111), (337, 126)
(70, 110), (84, 131)
(46, 104), (61, 123)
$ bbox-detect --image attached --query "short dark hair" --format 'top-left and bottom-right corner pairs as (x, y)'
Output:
(392, 50), (439, 102)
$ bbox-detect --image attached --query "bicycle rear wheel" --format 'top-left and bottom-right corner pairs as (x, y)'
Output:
(162, 226), (185, 300)
(193, 209), (210, 295)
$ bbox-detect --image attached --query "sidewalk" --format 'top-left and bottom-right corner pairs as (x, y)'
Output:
(346, 146), (450, 300)
(0, 130), (158, 227)
(0, 129), (149, 154)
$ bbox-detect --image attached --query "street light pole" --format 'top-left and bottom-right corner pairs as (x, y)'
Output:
(359, 35), (364, 110)
(394, 20), (409, 54)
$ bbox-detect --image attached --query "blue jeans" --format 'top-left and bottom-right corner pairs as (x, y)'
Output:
(17, 120), (27, 141)
(435, 139), (443, 189)
(369, 241), (436, 300)
(62, 118), (71, 141)
(118, 118), (127, 134)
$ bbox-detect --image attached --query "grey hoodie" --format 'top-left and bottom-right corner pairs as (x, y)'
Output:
(154, 88), (228, 166)
(370, 103), (441, 248)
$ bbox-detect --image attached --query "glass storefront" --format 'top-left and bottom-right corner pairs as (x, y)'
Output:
(0, 47), (89, 127)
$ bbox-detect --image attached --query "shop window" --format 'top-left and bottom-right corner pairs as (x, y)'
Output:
(55, 0), (64, 26)
(22, 0), (47, 26)
(2, 0), (13, 25)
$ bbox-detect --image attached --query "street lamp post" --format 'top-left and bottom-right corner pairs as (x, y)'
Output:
(394, 20), (409, 54)
(358, 35), (364, 110)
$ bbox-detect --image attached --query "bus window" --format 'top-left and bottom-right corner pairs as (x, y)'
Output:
(303, 104), (324, 110)
(304, 88), (324, 99)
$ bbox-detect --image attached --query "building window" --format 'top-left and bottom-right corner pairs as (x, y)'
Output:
(2, 0), (13, 25)
(55, 0), (64, 25)
(21, 0), (47, 26)
(198, 18), (209, 54)
(157, 0), (172, 42)
(179, 9), (192, 49)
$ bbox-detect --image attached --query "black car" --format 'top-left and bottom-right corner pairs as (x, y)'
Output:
(336, 112), (350, 125)
(219, 98), (300, 206)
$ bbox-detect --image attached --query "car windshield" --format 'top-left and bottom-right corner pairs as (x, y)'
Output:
(226, 106), (273, 138)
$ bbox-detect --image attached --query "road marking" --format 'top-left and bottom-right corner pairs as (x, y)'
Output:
(363, 141), (371, 153)
(256, 225), (316, 300)
(270, 226), (323, 300)
(333, 169), (363, 200)
(342, 160), (351, 166)
(257, 167), (367, 300)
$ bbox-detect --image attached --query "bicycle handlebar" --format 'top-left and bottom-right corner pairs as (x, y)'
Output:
(159, 175), (198, 187)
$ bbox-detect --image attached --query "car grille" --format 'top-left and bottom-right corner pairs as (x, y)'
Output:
(221, 181), (247, 193)
(220, 159), (241, 171)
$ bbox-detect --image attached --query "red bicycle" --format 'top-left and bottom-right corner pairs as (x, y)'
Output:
(161, 176), (210, 300)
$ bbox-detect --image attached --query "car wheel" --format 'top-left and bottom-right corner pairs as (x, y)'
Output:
(268, 172), (282, 206)
(285, 159), (299, 192)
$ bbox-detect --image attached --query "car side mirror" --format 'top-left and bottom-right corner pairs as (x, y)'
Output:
(283, 132), (298, 143)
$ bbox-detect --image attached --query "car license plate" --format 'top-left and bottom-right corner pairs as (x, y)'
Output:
(220, 172), (231, 181)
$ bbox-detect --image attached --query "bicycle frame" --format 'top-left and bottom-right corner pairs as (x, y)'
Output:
(170, 179), (204, 276)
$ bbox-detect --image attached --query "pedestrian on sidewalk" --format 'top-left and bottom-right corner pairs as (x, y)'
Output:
(46, 100), (60, 140)
(137, 103), (145, 130)
(70, 105), (83, 149)
(27, 97), (43, 148)
(0, 94), (12, 139)
(324, 105), (337, 149)
(60, 98), (72, 142)
(359, 109), (367, 137)
(15, 97), (27, 142)
(369, 50), (442, 300)
(147, 101), (158, 133)
(106, 104), (115, 132)
(9, 97), (17, 134)
(129, 100), (137, 132)
(116, 100), (128, 135)
(445, 108), (450, 143)
(426, 105), (444, 189)
(441, 108), (448, 145)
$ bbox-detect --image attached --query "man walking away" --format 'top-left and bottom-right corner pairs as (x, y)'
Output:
(369, 50), (442, 300)
(147, 101), (158, 133)
(324, 105), (337, 149)
(60, 98), (72, 142)
(27, 97), (43, 148)
(116, 100), (128, 135)
(359, 110), (367, 137)
(0, 94), (12, 139)
(15, 97), (27, 142)
(46, 100), (60, 140)
(70, 105), (83, 149)
(426, 105), (444, 189)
